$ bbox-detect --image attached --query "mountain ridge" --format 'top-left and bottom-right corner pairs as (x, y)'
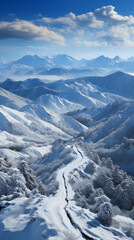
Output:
(0, 69), (134, 239)
(1, 54), (134, 80)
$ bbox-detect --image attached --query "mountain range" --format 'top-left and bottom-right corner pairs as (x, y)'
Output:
(1, 54), (134, 81)
(0, 70), (134, 239)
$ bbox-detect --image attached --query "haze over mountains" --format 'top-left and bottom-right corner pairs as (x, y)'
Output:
(0, 66), (134, 239)
(1, 54), (134, 81)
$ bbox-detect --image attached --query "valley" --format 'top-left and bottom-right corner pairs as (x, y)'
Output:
(0, 70), (134, 239)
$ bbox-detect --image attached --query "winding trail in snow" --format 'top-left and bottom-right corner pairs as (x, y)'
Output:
(41, 145), (94, 240)
(62, 170), (94, 240)
(36, 144), (132, 240)
(41, 145), (83, 239)
(63, 146), (94, 240)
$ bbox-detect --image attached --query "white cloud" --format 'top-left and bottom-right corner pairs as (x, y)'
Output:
(41, 5), (134, 30)
(1, 6), (134, 49)
(76, 40), (107, 47)
(99, 25), (134, 46)
(0, 20), (65, 45)
(40, 5), (134, 48)
(95, 5), (134, 26)
(41, 12), (103, 29)
(83, 40), (107, 47)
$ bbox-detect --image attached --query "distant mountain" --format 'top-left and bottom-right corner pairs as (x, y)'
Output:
(10, 54), (123, 69)
(1, 54), (134, 79)
(89, 55), (122, 68)
(91, 55), (113, 67)
(39, 67), (105, 77)
(0, 78), (45, 91)
(73, 55), (122, 69)
(11, 86), (60, 100)
(11, 54), (78, 69)
(12, 55), (47, 67)
(0, 71), (128, 106)
(113, 55), (122, 62)
(0, 79), (61, 100)
(51, 54), (78, 67)
(76, 71), (134, 98)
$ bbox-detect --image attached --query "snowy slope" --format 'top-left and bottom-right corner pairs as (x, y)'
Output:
(0, 105), (69, 145)
(0, 73), (128, 106)
(0, 145), (133, 240)
(0, 88), (31, 110)
(0, 71), (134, 240)
(83, 100), (134, 173)
(11, 86), (60, 100)
(77, 71), (134, 99)
(0, 78), (45, 91)
(34, 94), (84, 114)
(21, 103), (87, 136)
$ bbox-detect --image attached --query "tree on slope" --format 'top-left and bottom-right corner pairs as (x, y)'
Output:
(97, 202), (113, 226)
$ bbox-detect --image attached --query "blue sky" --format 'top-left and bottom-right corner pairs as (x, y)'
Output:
(1, 0), (134, 61)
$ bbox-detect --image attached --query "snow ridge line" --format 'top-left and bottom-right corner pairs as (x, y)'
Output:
(62, 170), (94, 240)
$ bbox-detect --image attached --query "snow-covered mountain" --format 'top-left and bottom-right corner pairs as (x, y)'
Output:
(12, 54), (78, 68)
(12, 55), (47, 67)
(0, 71), (134, 240)
(6, 54), (123, 69)
(78, 71), (134, 99)
(1, 54), (134, 80)
(81, 100), (134, 174)
(0, 88), (31, 110)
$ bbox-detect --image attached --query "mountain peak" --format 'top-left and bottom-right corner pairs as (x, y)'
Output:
(53, 54), (75, 60)
(96, 55), (110, 60)
(110, 71), (131, 77)
(113, 56), (122, 62)
(12, 54), (46, 67)
(18, 54), (42, 60)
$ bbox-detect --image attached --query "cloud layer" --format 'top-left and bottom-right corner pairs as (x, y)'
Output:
(1, 6), (134, 48)
(41, 11), (103, 29)
(95, 5), (134, 26)
(0, 19), (65, 45)
(41, 5), (134, 47)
